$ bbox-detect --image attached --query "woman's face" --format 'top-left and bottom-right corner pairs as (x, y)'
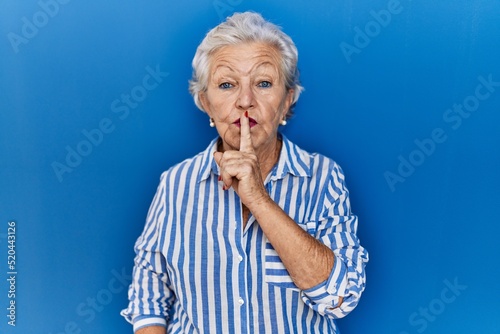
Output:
(200, 42), (294, 154)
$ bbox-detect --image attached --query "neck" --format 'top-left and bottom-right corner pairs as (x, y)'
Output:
(255, 137), (282, 180)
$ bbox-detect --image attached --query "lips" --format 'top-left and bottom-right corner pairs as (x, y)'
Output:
(233, 117), (258, 128)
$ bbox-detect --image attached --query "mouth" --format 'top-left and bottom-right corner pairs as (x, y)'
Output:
(233, 117), (258, 128)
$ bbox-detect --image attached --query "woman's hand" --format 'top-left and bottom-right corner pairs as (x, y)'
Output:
(215, 111), (336, 292)
(213, 111), (270, 207)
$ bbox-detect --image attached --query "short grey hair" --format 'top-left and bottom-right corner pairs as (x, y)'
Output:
(189, 11), (304, 117)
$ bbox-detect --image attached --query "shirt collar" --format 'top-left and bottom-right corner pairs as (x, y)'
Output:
(271, 133), (312, 180)
(196, 133), (311, 183)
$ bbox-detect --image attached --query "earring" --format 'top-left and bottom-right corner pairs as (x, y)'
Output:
(209, 118), (215, 127)
(280, 118), (287, 126)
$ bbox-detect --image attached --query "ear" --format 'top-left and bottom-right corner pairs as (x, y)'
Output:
(282, 88), (295, 118)
(199, 91), (212, 116)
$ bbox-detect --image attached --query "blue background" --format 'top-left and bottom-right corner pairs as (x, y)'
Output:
(1, 0), (499, 333)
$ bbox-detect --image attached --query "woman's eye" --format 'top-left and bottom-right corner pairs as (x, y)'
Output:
(258, 81), (272, 88)
(219, 82), (233, 89)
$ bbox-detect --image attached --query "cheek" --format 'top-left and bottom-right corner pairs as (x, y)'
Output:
(206, 93), (232, 120)
(266, 95), (287, 118)
(215, 102), (234, 122)
(212, 102), (237, 127)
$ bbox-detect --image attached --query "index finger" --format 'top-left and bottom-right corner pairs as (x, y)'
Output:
(239, 111), (254, 153)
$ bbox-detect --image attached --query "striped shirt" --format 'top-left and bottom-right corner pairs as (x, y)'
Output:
(121, 134), (368, 333)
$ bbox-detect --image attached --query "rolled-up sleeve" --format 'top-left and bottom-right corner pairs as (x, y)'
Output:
(300, 163), (368, 319)
(120, 173), (174, 331)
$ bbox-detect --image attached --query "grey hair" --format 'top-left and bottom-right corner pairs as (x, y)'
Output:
(189, 11), (304, 117)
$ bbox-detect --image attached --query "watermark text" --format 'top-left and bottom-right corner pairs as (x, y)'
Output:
(385, 74), (500, 191)
(6, 221), (17, 327)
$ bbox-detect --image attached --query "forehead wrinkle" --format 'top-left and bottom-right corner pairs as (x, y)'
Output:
(211, 64), (234, 77)
(210, 44), (282, 78)
(211, 61), (280, 81)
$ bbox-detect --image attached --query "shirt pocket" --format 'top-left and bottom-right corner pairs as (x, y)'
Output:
(264, 220), (318, 291)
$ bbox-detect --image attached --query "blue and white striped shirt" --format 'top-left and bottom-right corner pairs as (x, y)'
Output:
(121, 134), (368, 333)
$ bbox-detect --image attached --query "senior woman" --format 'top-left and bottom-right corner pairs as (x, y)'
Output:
(122, 12), (368, 333)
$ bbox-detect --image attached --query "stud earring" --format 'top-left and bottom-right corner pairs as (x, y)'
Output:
(280, 118), (287, 126)
(209, 118), (215, 127)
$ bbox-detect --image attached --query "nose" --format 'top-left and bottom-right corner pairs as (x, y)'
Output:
(236, 83), (255, 110)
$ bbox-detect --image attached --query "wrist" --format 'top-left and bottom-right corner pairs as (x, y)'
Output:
(247, 192), (275, 216)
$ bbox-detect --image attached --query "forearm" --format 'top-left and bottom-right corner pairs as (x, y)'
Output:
(250, 195), (335, 290)
(136, 326), (166, 334)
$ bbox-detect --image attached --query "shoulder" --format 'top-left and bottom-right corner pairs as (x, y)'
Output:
(157, 138), (217, 187)
(159, 150), (205, 184)
(283, 137), (349, 203)
(284, 136), (346, 181)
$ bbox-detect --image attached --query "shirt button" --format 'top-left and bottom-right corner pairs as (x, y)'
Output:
(238, 298), (244, 305)
(238, 255), (243, 262)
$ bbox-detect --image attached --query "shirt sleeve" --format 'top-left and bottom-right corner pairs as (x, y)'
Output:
(300, 162), (369, 319)
(120, 172), (174, 331)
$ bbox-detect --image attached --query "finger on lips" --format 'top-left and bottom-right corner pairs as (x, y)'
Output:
(215, 111), (254, 191)
(239, 111), (254, 154)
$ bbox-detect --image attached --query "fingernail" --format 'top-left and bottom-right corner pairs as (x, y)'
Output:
(245, 111), (248, 118)
(222, 185), (227, 191)
(218, 175), (222, 181)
